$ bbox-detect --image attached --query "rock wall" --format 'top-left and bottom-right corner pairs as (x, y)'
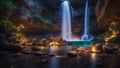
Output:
(10, 0), (98, 34)
(95, 0), (120, 30)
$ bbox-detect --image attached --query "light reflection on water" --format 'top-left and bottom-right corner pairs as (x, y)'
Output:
(91, 53), (96, 68)
(49, 46), (62, 68)
(1, 43), (120, 68)
(49, 58), (60, 68)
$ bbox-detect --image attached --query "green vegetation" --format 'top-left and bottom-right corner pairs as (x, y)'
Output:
(0, 20), (18, 33)
(0, 0), (17, 15)
(109, 21), (120, 33)
(32, 13), (54, 26)
(104, 20), (120, 43)
(0, 20), (28, 44)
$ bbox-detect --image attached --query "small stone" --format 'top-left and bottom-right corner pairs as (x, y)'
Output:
(40, 59), (48, 64)
(47, 54), (55, 57)
(11, 53), (21, 57)
(31, 47), (39, 51)
(22, 51), (32, 54)
(5, 44), (23, 53)
(35, 51), (47, 56)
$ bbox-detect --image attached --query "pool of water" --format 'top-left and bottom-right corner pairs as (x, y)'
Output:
(69, 41), (92, 48)
(0, 43), (120, 68)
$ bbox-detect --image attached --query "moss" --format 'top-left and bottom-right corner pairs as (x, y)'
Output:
(0, 20), (18, 33)
(32, 13), (54, 26)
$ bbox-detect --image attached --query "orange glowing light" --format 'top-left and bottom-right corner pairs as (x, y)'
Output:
(91, 53), (96, 59)
(49, 42), (60, 46)
(72, 35), (80, 41)
(17, 24), (25, 31)
(51, 45), (59, 51)
(104, 31), (118, 44)
(91, 47), (96, 53)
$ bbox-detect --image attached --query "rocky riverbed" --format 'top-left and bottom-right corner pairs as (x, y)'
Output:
(0, 43), (120, 68)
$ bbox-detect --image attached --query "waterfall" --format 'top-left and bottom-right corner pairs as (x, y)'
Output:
(81, 0), (93, 41)
(61, 1), (72, 41)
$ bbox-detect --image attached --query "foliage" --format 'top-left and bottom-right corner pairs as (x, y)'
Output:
(16, 32), (29, 44)
(32, 13), (54, 26)
(104, 20), (120, 43)
(0, 20), (18, 33)
(0, 0), (17, 12)
(109, 21), (120, 33)
(106, 21), (120, 36)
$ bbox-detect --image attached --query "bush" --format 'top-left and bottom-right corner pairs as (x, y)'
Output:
(0, 20), (18, 33)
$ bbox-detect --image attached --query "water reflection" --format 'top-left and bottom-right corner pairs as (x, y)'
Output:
(49, 46), (59, 54)
(49, 58), (60, 68)
(91, 53), (96, 68)
(49, 46), (60, 68)
(66, 45), (72, 52)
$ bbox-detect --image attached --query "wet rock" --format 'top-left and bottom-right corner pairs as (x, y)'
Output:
(55, 55), (66, 59)
(67, 51), (78, 57)
(84, 50), (91, 53)
(35, 51), (47, 56)
(77, 47), (85, 52)
(31, 47), (40, 51)
(112, 45), (120, 51)
(40, 59), (48, 64)
(5, 44), (23, 53)
(103, 45), (114, 54)
(94, 44), (103, 50)
(22, 50), (32, 54)
(11, 53), (21, 57)
(47, 53), (55, 57)
(91, 44), (103, 53)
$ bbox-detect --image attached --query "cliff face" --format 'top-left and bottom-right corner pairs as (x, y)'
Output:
(10, 0), (98, 34)
(9, 0), (120, 34)
(95, 0), (120, 30)
(11, 0), (52, 33)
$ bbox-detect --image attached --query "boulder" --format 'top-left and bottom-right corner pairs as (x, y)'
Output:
(5, 44), (23, 53)
(11, 53), (21, 57)
(47, 53), (55, 57)
(91, 44), (103, 53)
(103, 45), (115, 54)
(77, 47), (85, 52)
(67, 51), (78, 57)
(31, 47), (40, 51)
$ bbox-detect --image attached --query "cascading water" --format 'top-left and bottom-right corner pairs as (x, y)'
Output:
(81, 0), (93, 41)
(61, 1), (72, 41)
